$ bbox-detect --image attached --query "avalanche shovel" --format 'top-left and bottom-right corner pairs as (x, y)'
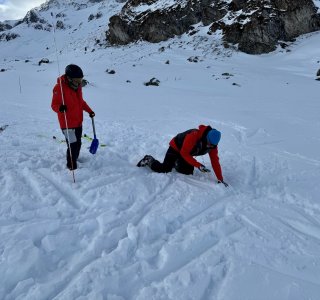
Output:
(89, 117), (99, 154)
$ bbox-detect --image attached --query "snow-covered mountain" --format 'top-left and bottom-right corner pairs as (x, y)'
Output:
(0, 0), (126, 58)
(1, 0), (320, 56)
(1, 0), (320, 299)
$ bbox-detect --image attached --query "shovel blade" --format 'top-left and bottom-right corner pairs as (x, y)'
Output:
(89, 138), (99, 154)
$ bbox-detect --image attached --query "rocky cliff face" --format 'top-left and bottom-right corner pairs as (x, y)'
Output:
(107, 0), (320, 54)
(214, 0), (320, 54)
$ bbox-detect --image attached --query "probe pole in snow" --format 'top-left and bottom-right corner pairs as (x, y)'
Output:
(50, 12), (75, 183)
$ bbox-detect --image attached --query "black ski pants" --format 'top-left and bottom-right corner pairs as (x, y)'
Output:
(64, 126), (82, 169)
(150, 146), (194, 175)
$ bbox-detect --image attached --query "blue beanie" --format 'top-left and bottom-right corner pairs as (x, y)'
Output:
(207, 129), (221, 145)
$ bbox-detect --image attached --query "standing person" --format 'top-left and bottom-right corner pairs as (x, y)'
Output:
(51, 64), (95, 170)
(137, 125), (228, 187)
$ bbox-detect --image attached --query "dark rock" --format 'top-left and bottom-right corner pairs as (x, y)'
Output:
(38, 58), (50, 66)
(317, 69), (320, 77)
(56, 20), (65, 29)
(56, 12), (66, 18)
(107, 0), (320, 54)
(0, 69), (6, 72)
(23, 10), (41, 24)
(0, 23), (12, 32)
(107, 0), (222, 44)
(187, 56), (200, 63)
(0, 32), (20, 41)
(0, 125), (9, 132)
(89, 12), (103, 21)
(221, 0), (320, 54)
(106, 69), (116, 74)
(279, 42), (289, 49)
(34, 24), (44, 30)
(144, 77), (160, 86)
(17, 9), (51, 31)
(222, 72), (233, 77)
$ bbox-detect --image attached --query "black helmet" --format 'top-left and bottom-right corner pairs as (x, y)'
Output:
(65, 64), (83, 78)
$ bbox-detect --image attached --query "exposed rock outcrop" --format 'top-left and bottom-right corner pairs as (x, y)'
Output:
(213, 0), (320, 54)
(0, 32), (20, 41)
(0, 23), (12, 32)
(107, 0), (320, 54)
(15, 9), (52, 31)
(108, 0), (223, 44)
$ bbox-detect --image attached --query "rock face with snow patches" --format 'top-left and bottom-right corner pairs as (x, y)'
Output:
(107, 0), (320, 54)
(0, 22), (12, 32)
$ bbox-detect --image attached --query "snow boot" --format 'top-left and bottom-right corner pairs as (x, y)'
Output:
(137, 155), (154, 167)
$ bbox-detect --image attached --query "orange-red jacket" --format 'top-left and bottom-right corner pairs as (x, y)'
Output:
(169, 125), (224, 181)
(51, 75), (93, 129)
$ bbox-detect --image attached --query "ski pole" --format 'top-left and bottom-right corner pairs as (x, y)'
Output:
(92, 117), (96, 138)
(50, 12), (75, 183)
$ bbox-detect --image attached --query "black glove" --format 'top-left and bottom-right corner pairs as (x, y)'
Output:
(198, 164), (211, 173)
(218, 180), (229, 187)
(89, 111), (95, 118)
(59, 104), (67, 112)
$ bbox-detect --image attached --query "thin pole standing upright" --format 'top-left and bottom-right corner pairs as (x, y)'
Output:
(50, 12), (76, 183)
(19, 76), (22, 93)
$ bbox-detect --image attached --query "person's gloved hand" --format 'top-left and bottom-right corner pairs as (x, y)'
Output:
(218, 180), (229, 187)
(198, 164), (211, 173)
(59, 104), (67, 112)
(89, 111), (95, 118)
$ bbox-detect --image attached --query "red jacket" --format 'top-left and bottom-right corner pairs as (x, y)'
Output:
(51, 75), (93, 129)
(169, 125), (224, 181)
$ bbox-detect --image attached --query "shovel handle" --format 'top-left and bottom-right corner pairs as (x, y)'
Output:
(91, 117), (97, 138)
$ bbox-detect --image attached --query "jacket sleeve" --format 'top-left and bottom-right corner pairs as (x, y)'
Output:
(51, 84), (62, 113)
(209, 147), (223, 181)
(79, 88), (93, 113)
(82, 99), (93, 113)
(180, 131), (202, 168)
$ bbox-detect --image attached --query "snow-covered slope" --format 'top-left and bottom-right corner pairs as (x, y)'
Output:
(1, 1), (320, 299)
(0, 0), (123, 59)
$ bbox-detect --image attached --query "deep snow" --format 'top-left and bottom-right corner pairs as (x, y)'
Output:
(1, 1), (320, 299)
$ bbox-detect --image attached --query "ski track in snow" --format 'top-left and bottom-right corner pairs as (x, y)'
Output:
(1, 112), (320, 299)
(1, 117), (320, 299)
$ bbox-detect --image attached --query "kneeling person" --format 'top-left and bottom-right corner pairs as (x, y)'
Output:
(137, 125), (228, 186)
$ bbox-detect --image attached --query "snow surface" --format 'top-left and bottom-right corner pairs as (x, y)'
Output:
(1, 1), (320, 299)
(128, 0), (187, 16)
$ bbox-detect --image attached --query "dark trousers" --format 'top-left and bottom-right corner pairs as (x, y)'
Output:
(150, 147), (194, 175)
(64, 126), (82, 169)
